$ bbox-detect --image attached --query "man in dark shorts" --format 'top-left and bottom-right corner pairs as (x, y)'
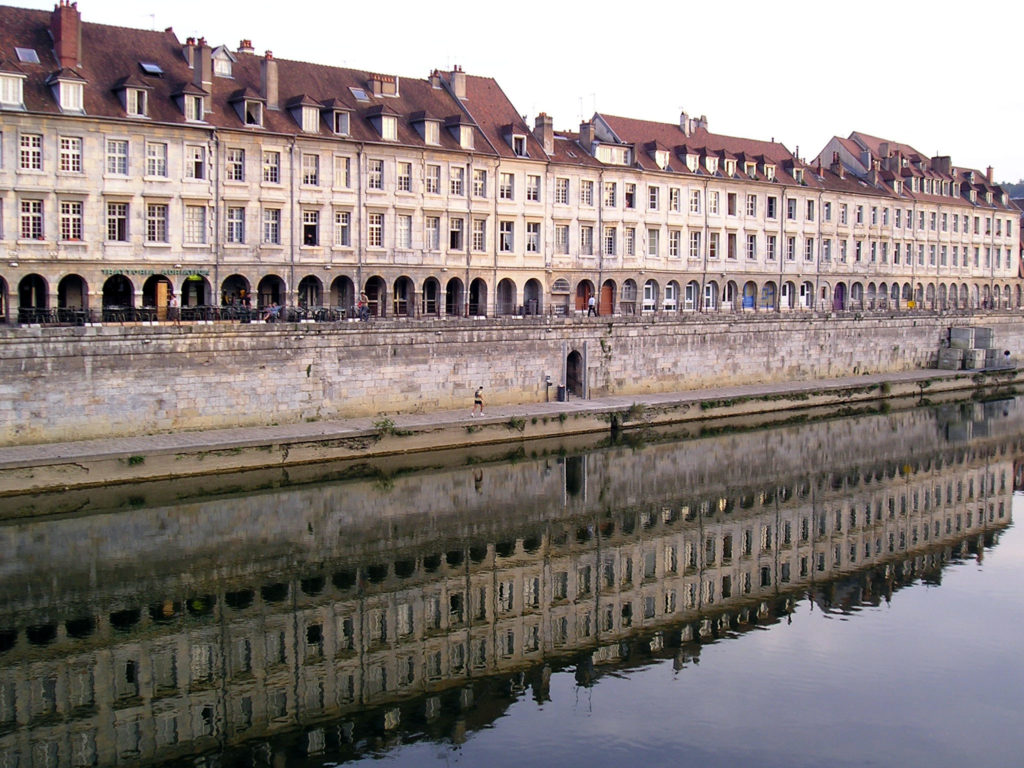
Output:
(472, 387), (484, 417)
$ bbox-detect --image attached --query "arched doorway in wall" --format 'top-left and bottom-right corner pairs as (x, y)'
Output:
(497, 278), (517, 316)
(258, 275), (286, 310)
(566, 349), (584, 398)
(850, 282), (863, 309)
(890, 283), (900, 308)
(445, 277), (465, 317)
(18, 273), (49, 322)
(393, 276), (414, 317)
(833, 282), (847, 311)
(926, 283), (936, 309)
(365, 276), (387, 317)
(641, 280), (658, 313)
(971, 284), (979, 308)
(937, 283), (947, 310)
(723, 281), (737, 310)
(620, 279), (637, 315)
(298, 275), (323, 308)
(781, 281), (796, 310)
(1004, 285), (1012, 308)
(878, 282), (888, 309)
(982, 284), (992, 309)
(902, 283), (912, 308)
(102, 274), (133, 307)
(422, 277), (441, 317)
(742, 281), (757, 310)
(1016, 285), (1021, 309)
(330, 276), (355, 315)
(142, 274), (173, 319)
(800, 281), (813, 309)
(664, 280), (680, 313)
(599, 279), (615, 316)
(57, 274), (87, 310)
(703, 280), (718, 311)
(761, 281), (777, 311)
(914, 283), (924, 308)
(468, 278), (487, 316)
(181, 275), (210, 307)
(575, 280), (595, 313)
(819, 283), (832, 311)
(684, 280), (699, 311)
(220, 274), (250, 307)
(866, 282), (877, 309)
(0, 277), (8, 323)
(525, 278), (544, 316)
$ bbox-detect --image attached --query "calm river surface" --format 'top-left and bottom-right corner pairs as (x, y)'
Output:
(2, 397), (1023, 767)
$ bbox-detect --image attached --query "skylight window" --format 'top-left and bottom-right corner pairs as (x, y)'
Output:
(349, 86), (369, 102)
(15, 47), (39, 64)
(139, 62), (164, 76)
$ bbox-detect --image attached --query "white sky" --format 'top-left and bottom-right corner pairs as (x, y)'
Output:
(18, 0), (1024, 182)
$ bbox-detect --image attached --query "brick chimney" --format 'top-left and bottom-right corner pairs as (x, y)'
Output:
(449, 65), (466, 100)
(183, 36), (196, 68)
(429, 69), (442, 88)
(238, 39), (254, 54)
(51, 0), (82, 69)
(680, 110), (690, 137)
(261, 51), (278, 110)
(193, 37), (212, 92)
(986, 165), (994, 183)
(830, 150), (845, 179)
(533, 113), (553, 155)
(579, 120), (593, 150)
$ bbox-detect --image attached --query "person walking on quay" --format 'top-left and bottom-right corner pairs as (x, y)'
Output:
(358, 292), (370, 322)
(472, 386), (485, 417)
(587, 295), (597, 316)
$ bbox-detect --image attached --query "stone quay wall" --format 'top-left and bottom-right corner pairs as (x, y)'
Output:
(0, 313), (1021, 445)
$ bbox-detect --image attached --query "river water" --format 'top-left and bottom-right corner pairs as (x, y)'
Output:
(1, 397), (1023, 767)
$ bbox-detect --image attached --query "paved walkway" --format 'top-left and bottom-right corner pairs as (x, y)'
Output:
(0, 369), (969, 472)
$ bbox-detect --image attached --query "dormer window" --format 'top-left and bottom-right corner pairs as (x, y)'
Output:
(60, 81), (83, 111)
(952, 183), (960, 197)
(595, 144), (630, 165)
(214, 58), (231, 77)
(0, 73), (25, 108)
(655, 149), (670, 169)
(126, 88), (147, 117)
(245, 99), (263, 126)
(705, 156), (718, 174)
(793, 168), (805, 184)
(969, 189), (977, 203)
(424, 120), (439, 145)
(301, 106), (319, 132)
(185, 94), (204, 121)
(332, 110), (349, 135)
(764, 164), (775, 181)
(380, 114), (397, 141)
(986, 191), (993, 205)
(686, 154), (698, 173)
(512, 134), (528, 157)
(459, 125), (473, 150)
(724, 160), (735, 176)
(894, 180), (902, 194)
(745, 162), (756, 177)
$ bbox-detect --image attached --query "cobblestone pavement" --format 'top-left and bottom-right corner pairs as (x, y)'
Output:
(0, 370), (965, 470)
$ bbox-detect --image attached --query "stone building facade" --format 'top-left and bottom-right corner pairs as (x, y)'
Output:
(0, 2), (1019, 324)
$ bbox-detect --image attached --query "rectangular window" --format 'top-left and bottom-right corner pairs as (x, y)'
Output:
(425, 165), (440, 194)
(449, 217), (464, 250)
(708, 232), (719, 259)
(709, 191), (719, 214)
(689, 231), (701, 259)
(580, 180), (594, 206)
(499, 172), (514, 200)
(368, 159), (383, 190)
(690, 189), (701, 213)
(472, 218), (486, 251)
(262, 208), (280, 244)
(106, 202), (128, 241)
(334, 211), (351, 246)
(185, 94), (203, 121)
(603, 181), (617, 208)
(555, 178), (569, 205)
(746, 194), (757, 216)
(581, 225), (594, 255)
(226, 148), (245, 182)
(61, 136), (84, 173)
(604, 225), (617, 255)
(520, 174), (538, 203)
(555, 224), (569, 254)
(767, 234), (777, 260)
(806, 200), (815, 221)
(103, 138), (127, 175)
(185, 145), (205, 179)
(648, 186), (660, 210)
(669, 187), (680, 212)
(397, 161), (412, 192)
(746, 233), (757, 259)
(767, 196), (777, 219)
(647, 228), (659, 256)
(301, 153), (319, 185)
(226, 206), (245, 243)
(669, 229), (681, 258)
(334, 156), (351, 188)
(823, 239), (832, 261)
(625, 226), (635, 256)
(146, 203), (168, 242)
(787, 198), (797, 220)
(526, 221), (540, 252)
(840, 240), (847, 262)
(499, 220), (514, 252)
(367, 212), (383, 247)
(20, 133), (42, 170)
(425, 217), (440, 249)
(473, 169), (487, 197)
(727, 192), (737, 216)
(20, 199), (43, 239)
(450, 166), (465, 196)
(184, 205), (207, 244)
(787, 236), (796, 261)
(397, 214), (412, 248)
(261, 151), (280, 183)
(147, 142), (168, 177)
(805, 237), (815, 261)
(59, 200), (83, 240)
(840, 204), (848, 225)
(824, 201), (832, 221)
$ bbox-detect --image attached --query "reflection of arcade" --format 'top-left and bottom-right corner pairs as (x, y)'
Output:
(0, 418), (1019, 767)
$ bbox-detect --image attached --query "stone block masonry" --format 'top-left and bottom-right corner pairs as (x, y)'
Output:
(0, 313), (1021, 446)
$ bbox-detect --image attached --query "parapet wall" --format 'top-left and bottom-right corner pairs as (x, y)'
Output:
(0, 313), (1020, 445)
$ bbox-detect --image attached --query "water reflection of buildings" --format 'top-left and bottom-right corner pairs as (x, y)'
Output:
(0, 401), (1019, 767)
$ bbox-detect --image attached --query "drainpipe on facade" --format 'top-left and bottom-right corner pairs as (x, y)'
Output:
(288, 137), (296, 307)
(778, 185), (787, 313)
(355, 144), (364, 299)
(813, 188), (823, 313)
(597, 168), (604, 317)
(698, 177), (709, 313)
(211, 130), (220, 309)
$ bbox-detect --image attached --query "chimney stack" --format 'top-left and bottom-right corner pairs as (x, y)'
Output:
(238, 39), (254, 54)
(449, 65), (466, 100)
(429, 69), (442, 88)
(193, 37), (212, 93)
(986, 165), (994, 183)
(533, 113), (554, 155)
(579, 120), (593, 149)
(51, 0), (82, 69)
(680, 110), (690, 137)
(261, 51), (278, 110)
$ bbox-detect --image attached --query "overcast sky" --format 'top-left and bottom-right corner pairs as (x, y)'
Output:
(18, 0), (1024, 182)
